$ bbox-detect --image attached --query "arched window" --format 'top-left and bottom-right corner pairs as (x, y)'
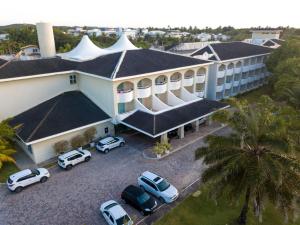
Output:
(197, 67), (206, 76)
(155, 75), (168, 85)
(218, 64), (226, 71)
(137, 78), (152, 89)
(184, 70), (194, 79)
(170, 72), (182, 82)
(117, 81), (134, 93)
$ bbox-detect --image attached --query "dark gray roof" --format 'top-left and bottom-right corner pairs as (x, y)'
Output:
(0, 57), (76, 80)
(191, 42), (272, 60)
(0, 49), (209, 80)
(263, 40), (276, 47)
(0, 58), (7, 67)
(10, 91), (110, 143)
(271, 39), (284, 45)
(115, 49), (209, 78)
(122, 99), (228, 136)
(190, 46), (212, 56)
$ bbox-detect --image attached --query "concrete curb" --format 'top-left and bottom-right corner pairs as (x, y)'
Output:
(142, 125), (228, 160)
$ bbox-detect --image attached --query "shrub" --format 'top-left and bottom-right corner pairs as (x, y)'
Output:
(53, 140), (69, 154)
(70, 135), (85, 149)
(153, 141), (171, 155)
(83, 127), (97, 143)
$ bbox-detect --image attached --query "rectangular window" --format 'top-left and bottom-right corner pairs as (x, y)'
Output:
(104, 127), (109, 134)
(69, 75), (77, 84)
(28, 145), (32, 154)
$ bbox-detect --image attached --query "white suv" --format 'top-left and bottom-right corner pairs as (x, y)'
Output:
(138, 171), (179, 203)
(100, 200), (133, 225)
(96, 136), (125, 153)
(7, 168), (50, 193)
(58, 149), (91, 170)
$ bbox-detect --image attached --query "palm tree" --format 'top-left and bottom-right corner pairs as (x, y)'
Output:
(196, 96), (300, 225)
(0, 120), (17, 170)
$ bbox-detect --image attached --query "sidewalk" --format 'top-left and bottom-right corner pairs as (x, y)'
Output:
(14, 146), (36, 170)
(143, 122), (225, 159)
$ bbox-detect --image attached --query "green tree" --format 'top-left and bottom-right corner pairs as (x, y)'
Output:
(196, 97), (300, 225)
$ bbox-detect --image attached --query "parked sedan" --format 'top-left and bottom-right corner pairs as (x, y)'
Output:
(7, 168), (50, 193)
(100, 200), (133, 225)
(138, 171), (179, 203)
(58, 149), (91, 170)
(96, 136), (125, 153)
(121, 185), (157, 215)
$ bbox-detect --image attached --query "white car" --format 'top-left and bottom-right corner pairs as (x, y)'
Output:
(100, 200), (133, 225)
(138, 171), (179, 203)
(58, 149), (91, 170)
(96, 136), (125, 153)
(7, 168), (50, 193)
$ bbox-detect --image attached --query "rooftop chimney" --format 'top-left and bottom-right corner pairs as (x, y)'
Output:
(36, 22), (56, 58)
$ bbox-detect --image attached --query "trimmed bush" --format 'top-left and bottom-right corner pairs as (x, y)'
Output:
(53, 140), (69, 155)
(70, 135), (85, 149)
(83, 127), (97, 144)
(153, 141), (171, 156)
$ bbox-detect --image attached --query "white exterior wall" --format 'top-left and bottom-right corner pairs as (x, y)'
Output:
(78, 75), (115, 117)
(30, 121), (114, 164)
(0, 73), (78, 120)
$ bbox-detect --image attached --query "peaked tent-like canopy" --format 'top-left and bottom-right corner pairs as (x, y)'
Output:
(106, 33), (138, 53)
(59, 35), (108, 61)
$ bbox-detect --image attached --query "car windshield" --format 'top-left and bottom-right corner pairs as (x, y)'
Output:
(137, 192), (150, 204)
(104, 202), (118, 210)
(157, 179), (170, 191)
(30, 169), (40, 175)
(77, 150), (84, 155)
(116, 215), (131, 225)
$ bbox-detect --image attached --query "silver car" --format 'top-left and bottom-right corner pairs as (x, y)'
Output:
(96, 136), (125, 153)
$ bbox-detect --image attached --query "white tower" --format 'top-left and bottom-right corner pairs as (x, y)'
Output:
(36, 22), (56, 58)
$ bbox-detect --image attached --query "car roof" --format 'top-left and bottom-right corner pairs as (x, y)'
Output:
(59, 150), (80, 159)
(99, 136), (114, 144)
(9, 169), (32, 180)
(124, 185), (144, 195)
(109, 204), (127, 219)
(142, 171), (163, 183)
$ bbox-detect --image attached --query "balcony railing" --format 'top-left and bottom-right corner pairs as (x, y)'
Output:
(195, 91), (204, 98)
(169, 79), (181, 90)
(154, 82), (167, 94)
(117, 89), (134, 103)
(195, 75), (205, 83)
(182, 77), (194, 86)
(235, 67), (242, 73)
(136, 85), (151, 98)
(233, 81), (240, 86)
(217, 70), (226, 78)
(225, 83), (232, 89)
(216, 85), (224, 92)
(226, 68), (234, 76)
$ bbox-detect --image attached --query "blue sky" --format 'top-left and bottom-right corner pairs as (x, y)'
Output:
(1, 0), (299, 28)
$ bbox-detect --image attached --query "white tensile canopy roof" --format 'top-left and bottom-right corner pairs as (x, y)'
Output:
(59, 35), (108, 61)
(59, 33), (138, 61)
(106, 33), (138, 53)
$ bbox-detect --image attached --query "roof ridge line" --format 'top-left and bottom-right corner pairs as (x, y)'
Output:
(26, 95), (61, 142)
(207, 44), (221, 61)
(111, 50), (127, 79)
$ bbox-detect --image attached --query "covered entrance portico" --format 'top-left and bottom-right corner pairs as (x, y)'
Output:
(119, 99), (229, 143)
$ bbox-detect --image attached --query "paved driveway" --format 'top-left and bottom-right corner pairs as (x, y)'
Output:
(0, 128), (229, 225)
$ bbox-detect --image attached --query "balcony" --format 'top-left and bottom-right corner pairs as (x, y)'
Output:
(154, 82), (167, 94)
(195, 75), (205, 83)
(169, 79), (181, 90)
(196, 91), (205, 98)
(217, 71), (225, 78)
(136, 86), (151, 98)
(117, 89), (134, 103)
(241, 79), (248, 85)
(242, 66), (250, 72)
(226, 69), (234, 76)
(216, 85), (224, 92)
(235, 67), (242, 73)
(182, 77), (194, 86)
(225, 83), (232, 89)
(233, 80), (240, 86)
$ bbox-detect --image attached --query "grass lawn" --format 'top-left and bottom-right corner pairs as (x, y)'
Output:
(155, 189), (300, 225)
(0, 162), (19, 183)
(235, 85), (273, 103)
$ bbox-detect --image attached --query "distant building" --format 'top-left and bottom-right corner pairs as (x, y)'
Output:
(0, 45), (41, 61)
(117, 28), (138, 39)
(147, 30), (166, 37)
(166, 30), (190, 38)
(166, 41), (220, 55)
(67, 27), (86, 36)
(244, 29), (283, 46)
(0, 33), (9, 41)
(195, 33), (212, 42)
(86, 29), (102, 37)
(262, 39), (285, 48)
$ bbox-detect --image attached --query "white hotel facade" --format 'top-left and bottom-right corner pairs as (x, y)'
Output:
(0, 23), (273, 163)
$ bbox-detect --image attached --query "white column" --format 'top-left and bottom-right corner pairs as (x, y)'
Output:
(178, 126), (185, 139)
(192, 120), (200, 132)
(160, 133), (168, 143)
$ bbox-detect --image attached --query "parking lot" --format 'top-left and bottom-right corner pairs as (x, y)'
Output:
(0, 128), (228, 225)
